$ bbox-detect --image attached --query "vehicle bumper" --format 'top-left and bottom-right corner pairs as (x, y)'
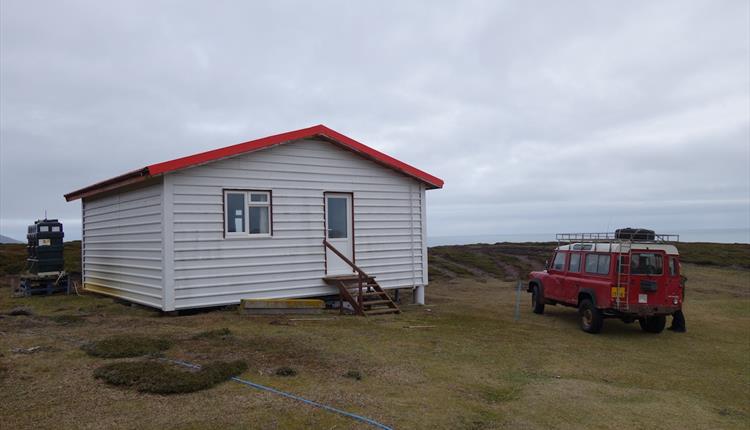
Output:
(608, 305), (681, 317)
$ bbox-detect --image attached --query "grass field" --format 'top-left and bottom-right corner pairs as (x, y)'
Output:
(0, 244), (748, 429)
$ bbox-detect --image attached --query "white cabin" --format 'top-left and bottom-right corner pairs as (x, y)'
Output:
(65, 125), (443, 311)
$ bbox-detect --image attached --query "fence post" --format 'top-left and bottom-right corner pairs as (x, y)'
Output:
(514, 280), (523, 321)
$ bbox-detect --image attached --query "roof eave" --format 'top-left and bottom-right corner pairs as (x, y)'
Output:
(64, 167), (150, 202)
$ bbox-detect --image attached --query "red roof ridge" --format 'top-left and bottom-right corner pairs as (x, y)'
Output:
(64, 124), (443, 201)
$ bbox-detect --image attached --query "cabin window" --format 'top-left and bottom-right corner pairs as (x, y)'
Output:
(551, 252), (566, 271)
(248, 192), (270, 234)
(585, 254), (611, 275)
(568, 253), (581, 273)
(224, 190), (272, 237)
(669, 257), (678, 276)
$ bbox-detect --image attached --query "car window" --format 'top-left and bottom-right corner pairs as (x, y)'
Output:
(568, 253), (581, 272)
(552, 252), (566, 271)
(585, 254), (610, 275)
(668, 257), (678, 276)
(632, 253), (663, 275)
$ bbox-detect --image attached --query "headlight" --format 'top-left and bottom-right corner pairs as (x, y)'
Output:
(673, 297), (678, 305)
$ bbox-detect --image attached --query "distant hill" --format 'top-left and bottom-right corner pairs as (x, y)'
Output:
(0, 234), (22, 244)
(428, 241), (750, 280)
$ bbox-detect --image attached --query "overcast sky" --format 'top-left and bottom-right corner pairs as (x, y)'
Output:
(1, 0), (749, 242)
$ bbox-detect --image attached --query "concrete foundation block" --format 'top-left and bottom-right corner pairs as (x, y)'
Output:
(239, 299), (325, 315)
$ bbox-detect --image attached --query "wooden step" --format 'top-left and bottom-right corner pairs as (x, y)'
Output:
(362, 299), (392, 306)
(355, 291), (389, 298)
(322, 266), (399, 317)
(364, 308), (400, 315)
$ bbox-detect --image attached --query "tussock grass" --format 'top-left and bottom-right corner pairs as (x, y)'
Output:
(275, 366), (297, 377)
(82, 335), (172, 358)
(94, 360), (247, 394)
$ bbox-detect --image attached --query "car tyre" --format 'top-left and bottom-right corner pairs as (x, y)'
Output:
(531, 285), (545, 314)
(578, 299), (603, 333)
(638, 316), (666, 333)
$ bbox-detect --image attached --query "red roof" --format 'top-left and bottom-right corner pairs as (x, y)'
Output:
(64, 124), (443, 201)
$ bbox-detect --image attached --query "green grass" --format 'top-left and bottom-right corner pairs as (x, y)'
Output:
(94, 360), (248, 394)
(82, 335), (172, 358)
(0, 252), (748, 429)
(678, 242), (750, 268)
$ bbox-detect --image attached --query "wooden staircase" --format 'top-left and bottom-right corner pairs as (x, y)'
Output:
(323, 240), (400, 316)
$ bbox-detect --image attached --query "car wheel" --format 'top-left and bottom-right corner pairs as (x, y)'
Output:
(638, 316), (666, 333)
(531, 285), (545, 314)
(578, 299), (603, 333)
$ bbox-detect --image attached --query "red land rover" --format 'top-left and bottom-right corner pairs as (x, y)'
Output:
(528, 229), (683, 334)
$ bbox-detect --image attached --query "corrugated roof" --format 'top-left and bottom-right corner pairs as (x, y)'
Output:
(64, 124), (444, 201)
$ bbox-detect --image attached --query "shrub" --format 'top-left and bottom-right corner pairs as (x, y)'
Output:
(344, 370), (362, 380)
(94, 360), (247, 394)
(82, 335), (172, 358)
(275, 366), (297, 377)
(8, 307), (33, 316)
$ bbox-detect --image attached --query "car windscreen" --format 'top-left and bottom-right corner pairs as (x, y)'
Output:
(631, 253), (663, 275)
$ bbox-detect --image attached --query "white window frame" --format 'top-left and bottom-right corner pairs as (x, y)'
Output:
(223, 190), (272, 238)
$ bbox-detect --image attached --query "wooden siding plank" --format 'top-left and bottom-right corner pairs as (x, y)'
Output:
(82, 180), (164, 310)
(166, 139), (425, 307)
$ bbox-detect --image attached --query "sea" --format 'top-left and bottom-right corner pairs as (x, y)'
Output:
(428, 228), (750, 247)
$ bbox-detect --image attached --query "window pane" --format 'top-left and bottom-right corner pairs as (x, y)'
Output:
(585, 255), (598, 273)
(632, 253), (663, 275)
(250, 193), (268, 203)
(226, 193), (246, 233)
(552, 253), (565, 270)
(597, 255), (611, 274)
(569, 253), (581, 272)
(249, 206), (269, 234)
(327, 197), (348, 239)
(669, 258), (677, 276)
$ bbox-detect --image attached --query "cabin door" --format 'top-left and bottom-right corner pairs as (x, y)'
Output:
(325, 193), (354, 275)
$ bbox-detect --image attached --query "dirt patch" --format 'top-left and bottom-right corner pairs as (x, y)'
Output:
(191, 328), (232, 340)
(48, 314), (86, 325)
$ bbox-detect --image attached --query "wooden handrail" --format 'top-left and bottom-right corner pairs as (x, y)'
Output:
(322, 239), (400, 316)
(324, 239), (369, 311)
(323, 239), (367, 277)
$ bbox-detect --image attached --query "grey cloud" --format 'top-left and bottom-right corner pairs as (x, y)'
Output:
(1, 0), (748, 242)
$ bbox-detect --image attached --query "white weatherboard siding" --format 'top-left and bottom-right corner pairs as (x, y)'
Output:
(82, 180), (163, 308)
(169, 139), (425, 309)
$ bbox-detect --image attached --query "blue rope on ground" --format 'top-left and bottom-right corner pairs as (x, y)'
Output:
(164, 358), (394, 430)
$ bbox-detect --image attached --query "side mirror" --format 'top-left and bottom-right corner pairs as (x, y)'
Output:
(544, 260), (549, 269)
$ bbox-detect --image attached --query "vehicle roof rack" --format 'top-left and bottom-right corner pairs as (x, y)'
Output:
(555, 232), (680, 244)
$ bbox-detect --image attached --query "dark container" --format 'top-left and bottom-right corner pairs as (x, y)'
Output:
(614, 227), (656, 241)
(26, 219), (65, 274)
